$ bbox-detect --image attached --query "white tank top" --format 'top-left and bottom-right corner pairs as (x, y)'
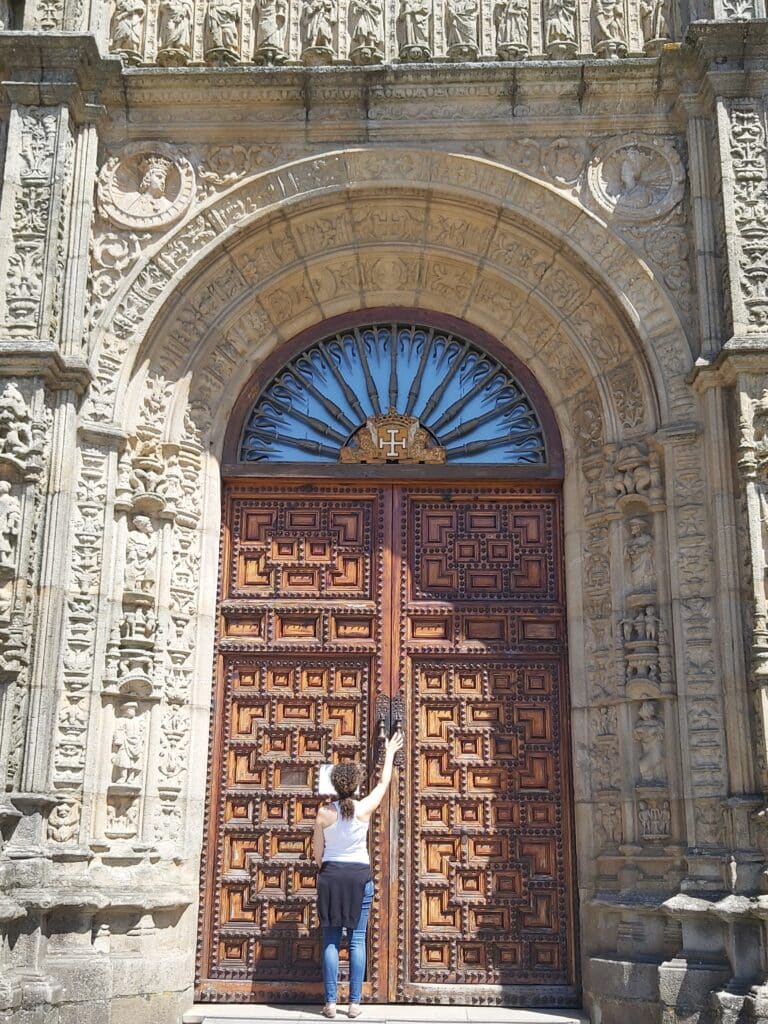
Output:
(322, 801), (370, 865)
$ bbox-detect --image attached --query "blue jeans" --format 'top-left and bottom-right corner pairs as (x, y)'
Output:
(321, 880), (373, 1004)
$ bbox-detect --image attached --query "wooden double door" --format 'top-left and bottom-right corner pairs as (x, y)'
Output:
(197, 480), (577, 1005)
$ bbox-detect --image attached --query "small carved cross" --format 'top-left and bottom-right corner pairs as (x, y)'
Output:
(379, 427), (407, 459)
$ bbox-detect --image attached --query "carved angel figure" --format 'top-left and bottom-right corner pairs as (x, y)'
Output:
(204, 0), (241, 55)
(544, 0), (576, 48)
(349, 0), (383, 49)
(111, 0), (147, 55)
(0, 482), (20, 572)
(255, 0), (288, 51)
(301, 0), (336, 48)
(446, 0), (479, 47)
(494, 0), (528, 48)
(157, 0), (193, 56)
(112, 702), (145, 784)
(400, 0), (430, 46)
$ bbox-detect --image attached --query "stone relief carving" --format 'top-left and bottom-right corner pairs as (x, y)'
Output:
(204, 0), (242, 63)
(588, 135), (684, 221)
(625, 516), (656, 593)
(638, 797), (671, 840)
(108, 0), (680, 62)
(591, 0), (627, 59)
(112, 701), (146, 784)
(111, 0), (147, 62)
(348, 0), (384, 61)
(0, 382), (42, 479)
(157, 0), (194, 63)
(0, 483), (21, 574)
(398, 0), (431, 59)
(728, 101), (768, 331)
(98, 144), (196, 233)
(633, 700), (666, 784)
(494, 0), (528, 59)
(255, 0), (289, 58)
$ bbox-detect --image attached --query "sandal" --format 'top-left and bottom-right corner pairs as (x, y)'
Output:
(322, 1004), (337, 1019)
(348, 1005), (362, 1019)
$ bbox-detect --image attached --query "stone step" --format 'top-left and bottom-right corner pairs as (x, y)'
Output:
(183, 1005), (590, 1024)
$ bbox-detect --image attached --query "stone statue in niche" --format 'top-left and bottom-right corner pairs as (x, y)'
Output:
(446, 0), (479, 58)
(204, 0), (241, 63)
(626, 516), (656, 593)
(0, 482), (20, 574)
(348, 0), (384, 62)
(112, 702), (145, 785)
(124, 515), (157, 594)
(494, 0), (529, 59)
(399, 0), (431, 59)
(639, 0), (669, 54)
(157, 0), (193, 64)
(301, 0), (336, 58)
(111, 0), (147, 61)
(254, 0), (288, 61)
(633, 700), (666, 784)
(544, 0), (576, 57)
(592, 0), (627, 59)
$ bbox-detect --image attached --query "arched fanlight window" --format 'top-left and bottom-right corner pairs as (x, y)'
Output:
(239, 322), (547, 465)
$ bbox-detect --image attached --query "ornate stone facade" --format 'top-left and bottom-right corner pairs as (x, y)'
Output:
(0, 10), (767, 1024)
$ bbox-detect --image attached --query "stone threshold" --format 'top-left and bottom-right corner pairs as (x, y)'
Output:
(183, 1005), (589, 1024)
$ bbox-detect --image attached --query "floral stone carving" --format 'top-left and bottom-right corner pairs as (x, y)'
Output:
(588, 135), (684, 222)
(97, 143), (196, 233)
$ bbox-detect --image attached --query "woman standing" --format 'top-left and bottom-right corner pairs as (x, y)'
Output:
(314, 730), (404, 1019)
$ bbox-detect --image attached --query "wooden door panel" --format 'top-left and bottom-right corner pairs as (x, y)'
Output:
(197, 487), (389, 1003)
(398, 488), (576, 1004)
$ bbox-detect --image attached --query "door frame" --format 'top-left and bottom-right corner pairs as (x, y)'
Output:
(196, 475), (579, 1006)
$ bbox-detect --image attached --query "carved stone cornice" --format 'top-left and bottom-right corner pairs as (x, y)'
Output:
(0, 343), (92, 394)
(0, 32), (120, 123)
(690, 347), (768, 391)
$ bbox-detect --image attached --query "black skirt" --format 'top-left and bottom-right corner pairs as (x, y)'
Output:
(317, 861), (371, 929)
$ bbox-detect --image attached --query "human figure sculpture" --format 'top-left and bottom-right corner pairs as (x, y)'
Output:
(111, 0), (147, 56)
(349, 0), (383, 53)
(204, 0), (241, 58)
(626, 516), (656, 592)
(446, 0), (479, 49)
(124, 515), (157, 592)
(112, 702), (145, 784)
(0, 482), (20, 572)
(639, 0), (668, 47)
(494, 0), (528, 53)
(255, 0), (288, 56)
(592, 0), (626, 57)
(544, 0), (576, 54)
(633, 701), (665, 783)
(0, 382), (35, 463)
(400, 0), (430, 49)
(157, 0), (193, 59)
(302, 0), (336, 49)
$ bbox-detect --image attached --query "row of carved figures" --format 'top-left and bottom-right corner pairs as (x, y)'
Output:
(111, 0), (671, 66)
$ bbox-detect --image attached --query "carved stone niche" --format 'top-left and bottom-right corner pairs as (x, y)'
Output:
(103, 697), (149, 844)
(633, 698), (667, 787)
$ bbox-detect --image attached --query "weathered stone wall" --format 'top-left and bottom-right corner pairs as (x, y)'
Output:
(0, 17), (766, 1024)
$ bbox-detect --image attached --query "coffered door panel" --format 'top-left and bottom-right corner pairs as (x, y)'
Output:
(396, 487), (577, 1005)
(197, 484), (392, 1003)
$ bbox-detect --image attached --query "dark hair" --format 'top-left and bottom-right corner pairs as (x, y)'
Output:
(330, 762), (364, 820)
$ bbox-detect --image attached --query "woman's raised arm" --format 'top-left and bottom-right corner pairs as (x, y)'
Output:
(355, 731), (404, 820)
